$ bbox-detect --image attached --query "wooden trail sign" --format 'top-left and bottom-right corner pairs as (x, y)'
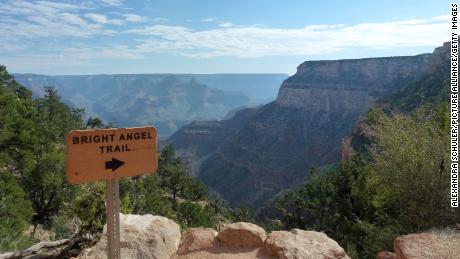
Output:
(66, 127), (157, 184)
(66, 126), (157, 259)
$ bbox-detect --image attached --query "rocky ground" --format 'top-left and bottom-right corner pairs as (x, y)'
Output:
(377, 226), (460, 259)
(77, 214), (349, 259)
(75, 214), (459, 259)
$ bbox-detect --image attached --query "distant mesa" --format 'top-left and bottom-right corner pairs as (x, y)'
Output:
(14, 73), (288, 137)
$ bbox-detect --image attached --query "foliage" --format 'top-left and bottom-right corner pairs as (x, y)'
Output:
(86, 117), (104, 129)
(231, 206), (254, 223)
(176, 201), (210, 228)
(0, 66), (230, 254)
(268, 103), (454, 258)
(86, 117), (113, 129)
(118, 145), (226, 229)
(120, 175), (173, 218)
(368, 105), (453, 231)
(72, 182), (106, 231)
(0, 170), (35, 252)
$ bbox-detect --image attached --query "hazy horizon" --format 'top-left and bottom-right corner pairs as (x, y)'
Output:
(1, 0), (450, 75)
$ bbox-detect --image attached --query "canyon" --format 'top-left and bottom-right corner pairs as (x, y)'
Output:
(169, 52), (434, 208)
(14, 74), (287, 136)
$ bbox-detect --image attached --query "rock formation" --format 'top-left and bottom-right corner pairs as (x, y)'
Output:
(176, 228), (218, 255)
(216, 222), (266, 248)
(78, 213), (350, 259)
(264, 229), (350, 259)
(377, 227), (460, 259)
(170, 52), (433, 208)
(168, 107), (259, 176)
(175, 221), (349, 259)
(78, 214), (181, 259)
(276, 55), (431, 112)
(76, 214), (460, 259)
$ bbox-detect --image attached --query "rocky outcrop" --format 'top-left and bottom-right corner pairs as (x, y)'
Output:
(78, 215), (350, 259)
(264, 229), (350, 259)
(216, 222), (266, 248)
(377, 228), (460, 259)
(429, 41), (450, 74)
(174, 222), (349, 259)
(394, 233), (436, 259)
(78, 214), (181, 259)
(277, 55), (431, 112)
(176, 228), (217, 255)
(277, 87), (374, 113)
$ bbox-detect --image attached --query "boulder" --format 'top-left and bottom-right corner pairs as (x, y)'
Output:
(394, 233), (435, 259)
(177, 228), (217, 255)
(393, 230), (460, 259)
(216, 222), (266, 248)
(264, 229), (350, 259)
(78, 214), (181, 259)
(376, 251), (396, 259)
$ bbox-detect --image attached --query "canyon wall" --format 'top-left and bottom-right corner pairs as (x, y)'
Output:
(276, 54), (431, 112)
(170, 52), (434, 208)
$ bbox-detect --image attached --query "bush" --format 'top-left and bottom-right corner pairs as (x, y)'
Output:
(0, 171), (34, 252)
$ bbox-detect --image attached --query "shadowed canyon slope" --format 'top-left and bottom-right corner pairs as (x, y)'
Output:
(14, 73), (287, 136)
(169, 52), (434, 208)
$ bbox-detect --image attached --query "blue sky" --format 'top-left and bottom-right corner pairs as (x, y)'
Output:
(0, 0), (452, 75)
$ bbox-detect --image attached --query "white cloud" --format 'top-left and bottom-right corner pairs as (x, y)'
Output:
(202, 17), (217, 22)
(59, 12), (87, 26)
(100, 0), (123, 6)
(0, 3), (450, 68)
(123, 13), (145, 23)
(153, 17), (168, 23)
(3, 43), (143, 73)
(84, 13), (107, 23)
(0, 15), (110, 38)
(85, 13), (124, 25)
(0, 0), (89, 16)
(219, 22), (233, 28)
(35, 1), (89, 11)
(0, 0), (100, 37)
(432, 14), (450, 21)
(0, 0), (116, 39)
(126, 16), (450, 58)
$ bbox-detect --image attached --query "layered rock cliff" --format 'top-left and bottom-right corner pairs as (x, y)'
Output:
(276, 54), (431, 112)
(170, 51), (434, 208)
(168, 107), (259, 175)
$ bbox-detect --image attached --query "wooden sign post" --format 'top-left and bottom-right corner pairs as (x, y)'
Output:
(66, 127), (157, 259)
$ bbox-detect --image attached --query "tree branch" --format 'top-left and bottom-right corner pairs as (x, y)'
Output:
(0, 233), (91, 259)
